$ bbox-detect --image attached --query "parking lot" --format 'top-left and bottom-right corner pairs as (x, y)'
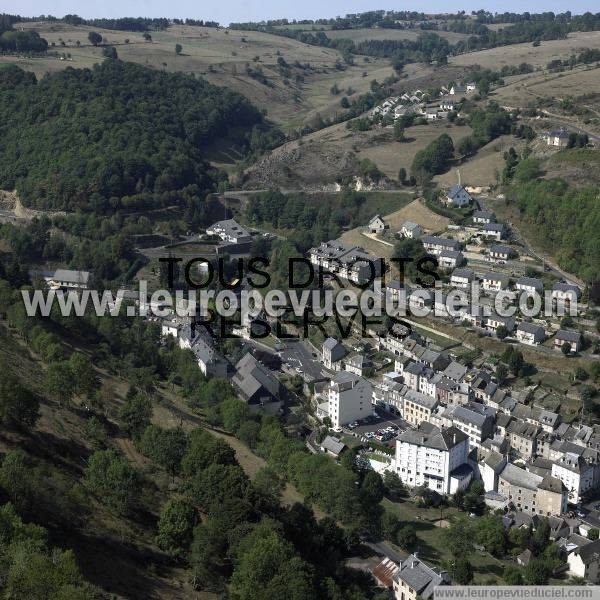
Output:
(279, 338), (329, 382)
(343, 407), (408, 445)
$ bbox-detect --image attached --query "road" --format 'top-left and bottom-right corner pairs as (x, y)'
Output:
(279, 338), (330, 382)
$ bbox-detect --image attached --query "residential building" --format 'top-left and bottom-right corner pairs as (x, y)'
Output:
(438, 250), (464, 269)
(545, 129), (570, 148)
(402, 389), (439, 428)
(516, 276), (544, 296)
(392, 554), (450, 600)
(322, 337), (346, 370)
(552, 450), (599, 504)
(472, 210), (495, 225)
(554, 330), (583, 353)
(399, 221), (423, 239)
(441, 404), (494, 448)
(568, 539), (600, 583)
(488, 244), (512, 261)
(516, 322), (546, 345)
(446, 185), (471, 207)
(507, 420), (539, 459)
(481, 223), (506, 241)
(466, 81), (477, 92)
(482, 271), (509, 292)
(327, 372), (372, 428)
(178, 325), (228, 379)
(43, 268), (91, 290)
(320, 436), (347, 458)
(498, 463), (568, 516)
(481, 450), (507, 492)
(206, 219), (252, 244)
(450, 267), (475, 288)
(395, 423), (470, 494)
(440, 99), (455, 111)
(449, 84), (466, 95)
(486, 313), (516, 335)
(232, 353), (281, 406)
(369, 214), (387, 234)
(422, 235), (460, 256)
(344, 353), (373, 377)
(308, 239), (382, 284)
(372, 557), (400, 590)
(552, 283), (581, 307)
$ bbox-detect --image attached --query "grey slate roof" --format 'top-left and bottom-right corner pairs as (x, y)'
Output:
(397, 424), (467, 451)
(395, 555), (449, 599)
(321, 436), (346, 455)
(555, 329), (582, 343)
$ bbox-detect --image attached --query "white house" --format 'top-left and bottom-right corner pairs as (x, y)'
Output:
(438, 250), (464, 269)
(392, 554), (450, 600)
(422, 235), (460, 256)
(552, 282), (581, 305)
(368, 214), (387, 234)
(481, 223), (506, 241)
(516, 322), (546, 345)
(44, 269), (91, 290)
(466, 81), (477, 92)
(515, 276), (544, 296)
(206, 219), (252, 244)
(472, 210), (495, 225)
(440, 99), (455, 111)
(554, 330), (583, 353)
(446, 185), (471, 207)
(327, 372), (372, 428)
(545, 129), (570, 148)
(394, 423), (470, 494)
(567, 539), (600, 583)
(322, 337), (346, 370)
(481, 271), (509, 292)
(551, 451), (598, 504)
(488, 244), (512, 262)
(399, 221), (422, 239)
(451, 268), (475, 288)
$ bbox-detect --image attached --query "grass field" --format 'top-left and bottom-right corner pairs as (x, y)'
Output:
(326, 27), (471, 43)
(6, 21), (393, 131)
(451, 30), (600, 68)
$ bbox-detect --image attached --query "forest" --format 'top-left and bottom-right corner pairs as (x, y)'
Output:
(0, 14), (48, 52)
(506, 178), (600, 283)
(0, 61), (272, 213)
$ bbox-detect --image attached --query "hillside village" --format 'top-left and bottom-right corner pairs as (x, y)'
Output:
(1, 6), (600, 598)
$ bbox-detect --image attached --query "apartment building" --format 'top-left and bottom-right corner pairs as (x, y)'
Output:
(402, 389), (439, 428)
(327, 372), (372, 428)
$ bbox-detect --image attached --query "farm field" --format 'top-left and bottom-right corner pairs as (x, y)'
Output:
(7, 21), (393, 130)
(450, 30), (600, 68)
(356, 122), (472, 179)
(325, 27), (471, 43)
(434, 134), (527, 188)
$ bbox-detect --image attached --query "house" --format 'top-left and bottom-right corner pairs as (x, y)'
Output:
(441, 404), (494, 448)
(551, 449), (599, 504)
(206, 219), (252, 244)
(507, 420), (539, 459)
(402, 389), (439, 428)
(44, 269), (91, 290)
(399, 221), (422, 239)
(422, 235), (460, 256)
(472, 210), (496, 224)
(552, 282), (581, 306)
(498, 463), (568, 516)
(516, 322), (546, 345)
(320, 435), (347, 458)
(466, 81), (477, 92)
(488, 244), (512, 262)
(445, 185), (471, 208)
(440, 99), (455, 111)
(308, 239), (382, 284)
(322, 338), (346, 370)
(372, 557), (400, 590)
(395, 423), (470, 494)
(178, 325), (228, 379)
(392, 554), (450, 600)
(567, 539), (600, 583)
(554, 330), (583, 353)
(344, 353), (373, 377)
(232, 353), (281, 407)
(425, 108), (440, 120)
(486, 313), (516, 335)
(438, 250), (464, 269)
(545, 129), (570, 148)
(327, 372), (372, 428)
(450, 268), (475, 288)
(481, 271), (509, 292)
(481, 223), (506, 241)
(481, 450), (508, 492)
(368, 214), (387, 234)
(449, 84), (466, 95)
(443, 361), (468, 383)
(516, 276), (544, 296)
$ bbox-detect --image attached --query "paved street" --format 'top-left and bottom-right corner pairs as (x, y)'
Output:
(279, 338), (329, 382)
